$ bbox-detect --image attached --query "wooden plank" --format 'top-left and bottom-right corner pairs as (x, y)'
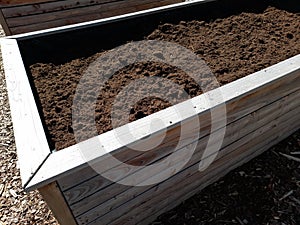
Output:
(77, 114), (300, 223)
(74, 104), (300, 223)
(0, 38), (50, 187)
(137, 127), (300, 225)
(9, 0), (182, 34)
(7, 0), (181, 27)
(26, 54), (300, 191)
(38, 182), (78, 225)
(62, 116), (204, 198)
(0, 9), (11, 35)
(92, 116), (300, 225)
(66, 90), (300, 217)
(59, 166), (97, 191)
(7, 0), (216, 37)
(2, 0), (146, 18)
(62, 88), (296, 195)
(0, 0), (52, 6)
(87, 113), (300, 225)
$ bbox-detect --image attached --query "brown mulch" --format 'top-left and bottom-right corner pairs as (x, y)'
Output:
(0, 7), (299, 225)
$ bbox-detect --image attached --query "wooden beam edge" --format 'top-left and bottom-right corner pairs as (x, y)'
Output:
(0, 9), (11, 35)
(0, 38), (51, 187)
(38, 181), (78, 225)
(0, 0), (55, 7)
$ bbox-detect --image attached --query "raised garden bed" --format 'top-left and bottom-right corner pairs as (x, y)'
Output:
(1, 0), (300, 225)
(0, 0), (184, 35)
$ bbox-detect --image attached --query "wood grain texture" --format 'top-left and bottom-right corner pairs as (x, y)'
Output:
(65, 90), (300, 219)
(2, 0), (166, 17)
(0, 9), (10, 35)
(137, 126), (300, 225)
(39, 182), (78, 225)
(0, 0), (183, 34)
(10, 0), (181, 34)
(86, 113), (300, 225)
(0, 38), (50, 187)
(6, 0), (215, 37)
(73, 104), (300, 224)
(6, 0), (180, 27)
(27, 54), (300, 191)
(0, 0), (51, 6)
(64, 89), (298, 199)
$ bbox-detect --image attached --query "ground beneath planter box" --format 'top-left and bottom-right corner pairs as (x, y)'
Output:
(30, 7), (300, 151)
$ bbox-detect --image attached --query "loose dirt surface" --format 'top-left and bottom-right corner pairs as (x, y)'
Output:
(0, 6), (299, 225)
(30, 7), (300, 151)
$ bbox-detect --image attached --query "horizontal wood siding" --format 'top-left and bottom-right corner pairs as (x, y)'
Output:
(2, 0), (119, 17)
(0, 0), (52, 6)
(72, 100), (300, 225)
(0, 0), (183, 34)
(134, 118), (300, 225)
(92, 114), (300, 225)
(68, 92), (300, 219)
(56, 63), (300, 224)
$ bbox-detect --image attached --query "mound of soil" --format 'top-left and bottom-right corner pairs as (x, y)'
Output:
(30, 7), (300, 151)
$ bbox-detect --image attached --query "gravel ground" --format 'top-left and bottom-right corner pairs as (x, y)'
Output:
(0, 25), (299, 225)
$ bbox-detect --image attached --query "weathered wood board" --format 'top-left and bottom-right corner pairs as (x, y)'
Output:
(0, 38), (50, 187)
(0, 0), (183, 35)
(39, 182), (78, 225)
(65, 92), (300, 222)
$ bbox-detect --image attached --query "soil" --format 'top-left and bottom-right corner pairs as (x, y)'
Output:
(30, 7), (300, 151)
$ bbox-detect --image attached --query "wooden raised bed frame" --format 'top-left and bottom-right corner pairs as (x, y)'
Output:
(1, 0), (300, 224)
(0, 0), (183, 35)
